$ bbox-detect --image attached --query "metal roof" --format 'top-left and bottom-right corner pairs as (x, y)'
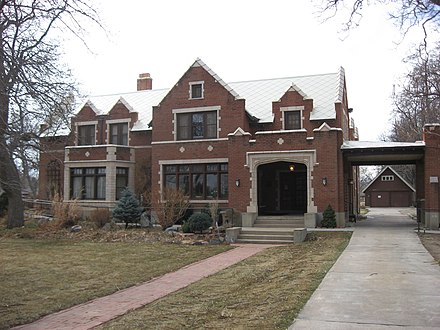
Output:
(230, 68), (344, 123)
(76, 89), (169, 131)
(65, 61), (345, 133)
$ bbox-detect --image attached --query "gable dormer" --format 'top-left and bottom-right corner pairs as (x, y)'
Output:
(273, 84), (313, 132)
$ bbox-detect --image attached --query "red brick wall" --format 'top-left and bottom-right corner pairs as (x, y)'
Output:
(38, 136), (68, 200)
(152, 66), (248, 142)
(68, 146), (107, 161)
(423, 124), (440, 213)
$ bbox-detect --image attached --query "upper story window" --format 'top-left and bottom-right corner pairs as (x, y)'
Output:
(381, 175), (394, 181)
(110, 122), (128, 145)
(189, 81), (204, 99)
(284, 111), (301, 130)
(177, 111), (217, 140)
(282, 106), (303, 130)
(77, 125), (96, 145)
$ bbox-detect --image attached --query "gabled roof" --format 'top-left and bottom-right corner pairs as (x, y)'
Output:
(229, 68), (345, 123)
(76, 89), (169, 131)
(362, 166), (415, 193)
(62, 60), (345, 134)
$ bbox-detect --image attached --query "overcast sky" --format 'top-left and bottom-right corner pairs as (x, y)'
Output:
(63, 0), (429, 141)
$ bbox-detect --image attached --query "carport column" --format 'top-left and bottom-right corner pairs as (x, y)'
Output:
(423, 124), (440, 230)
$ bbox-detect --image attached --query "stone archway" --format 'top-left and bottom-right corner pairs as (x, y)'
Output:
(245, 150), (318, 216)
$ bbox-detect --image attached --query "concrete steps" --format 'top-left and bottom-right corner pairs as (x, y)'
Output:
(235, 215), (307, 244)
(253, 215), (304, 228)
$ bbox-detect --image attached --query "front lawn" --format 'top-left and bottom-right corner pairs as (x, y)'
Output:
(0, 237), (231, 329)
(100, 232), (351, 330)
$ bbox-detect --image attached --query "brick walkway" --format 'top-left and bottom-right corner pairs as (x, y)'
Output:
(14, 244), (274, 330)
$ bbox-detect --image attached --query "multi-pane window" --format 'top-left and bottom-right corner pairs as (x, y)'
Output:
(284, 111), (302, 130)
(190, 82), (204, 99)
(177, 111), (217, 140)
(381, 175), (394, 181)
(116, 167), (129, 199)
(110, 123), (128, 145)
(47, 160), (61, 198)
(163, 163), (228, 200)
(70, 168), (106, 200)
(77, 125), (95, 145)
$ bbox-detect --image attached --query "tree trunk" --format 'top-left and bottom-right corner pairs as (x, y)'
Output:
(0, 141), (24, 228)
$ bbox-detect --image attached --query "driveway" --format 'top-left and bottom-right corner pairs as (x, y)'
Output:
(290, 207), (440, 329)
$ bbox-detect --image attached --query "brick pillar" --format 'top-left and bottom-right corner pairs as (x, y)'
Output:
(423, 124), (440, 230)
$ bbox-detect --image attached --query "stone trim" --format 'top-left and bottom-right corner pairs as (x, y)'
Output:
(245, 150), (317, 214)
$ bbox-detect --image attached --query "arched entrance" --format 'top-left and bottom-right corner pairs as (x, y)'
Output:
(257, 161), (307, 215)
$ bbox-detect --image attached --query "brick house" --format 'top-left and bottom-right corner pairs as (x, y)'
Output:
(363, 167), (415, 207)
(39, 59), (358, 227)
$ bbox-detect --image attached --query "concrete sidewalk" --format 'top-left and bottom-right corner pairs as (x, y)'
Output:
(14, 244), (274, 330)
(290, 208), (440, 329)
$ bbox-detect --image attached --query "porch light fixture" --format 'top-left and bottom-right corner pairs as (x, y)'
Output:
(289, 164), (295, 172)
(322, 177), (328, 186)
(235, 179), (240, 187)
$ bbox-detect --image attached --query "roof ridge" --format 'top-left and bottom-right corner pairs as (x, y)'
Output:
(228, 71), (339, 85)
(89, 88), (170, 98)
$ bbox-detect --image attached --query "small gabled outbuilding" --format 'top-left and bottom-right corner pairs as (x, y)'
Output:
(363, 167), (415, 207)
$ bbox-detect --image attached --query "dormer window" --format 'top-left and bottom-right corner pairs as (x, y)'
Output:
(190, 81), (204, 99)
(110, 122), (128, 145)
(281, 106), (304, 130)
(77, 125), (96, 145)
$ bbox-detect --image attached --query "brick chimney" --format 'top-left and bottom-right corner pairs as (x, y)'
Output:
(137, 73), (152, 91)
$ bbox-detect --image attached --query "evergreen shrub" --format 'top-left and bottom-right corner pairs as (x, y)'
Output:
(321, 204), (336, 228)
(188, 212), (212, 233)
(113, 189), (143, 228)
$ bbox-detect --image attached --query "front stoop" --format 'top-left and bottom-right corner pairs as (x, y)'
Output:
(236, 216), (307, 244)
(253, 215), (305, 228)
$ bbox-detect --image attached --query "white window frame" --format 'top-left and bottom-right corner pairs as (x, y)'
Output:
(172, 106), (221, 141)
(75, 121), (98, 146)
(381, 175), (395, 181)
(280, 106), (304, 130)
(106, 119), (131, 145)
(189, 81), (204, 100)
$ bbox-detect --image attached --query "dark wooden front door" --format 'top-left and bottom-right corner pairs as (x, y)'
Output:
(279, 171), (307, 214)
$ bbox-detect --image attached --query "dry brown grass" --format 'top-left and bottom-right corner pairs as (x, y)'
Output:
(0, 238), (231, 329)
(100, 232), (351, 330)
(419, 233), (440, 264)
(51, 193), (81, 228)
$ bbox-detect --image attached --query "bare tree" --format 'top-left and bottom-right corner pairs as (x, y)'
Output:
(359, 166), (376, 191)
(319, 0), (440, 40)
(0, 1), (101, 228)
(388, 42), (440, 142)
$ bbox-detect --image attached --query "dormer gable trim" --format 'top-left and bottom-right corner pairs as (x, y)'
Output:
(81, 100), (99, 115)
(116, 96), (134, 112)
(285, 83), (310, 100)
(313, 122), (332, 132)
(228, 127), (251, 137)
